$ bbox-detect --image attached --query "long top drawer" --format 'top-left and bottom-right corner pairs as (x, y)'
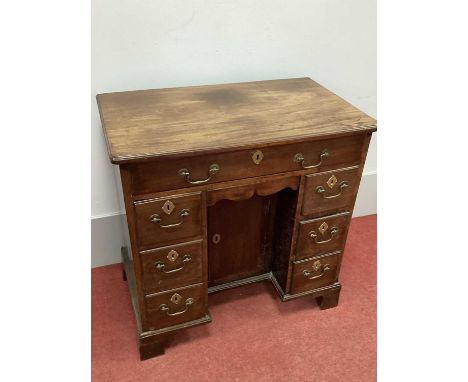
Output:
(128, 135), (366, 195)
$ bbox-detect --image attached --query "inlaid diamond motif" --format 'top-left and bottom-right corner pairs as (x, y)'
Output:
(167, 250), (179, 262)
(318, 221), (328, 235)
(170, 293), (182, 304)
(327, 175), (338, 189)
(162, 200), (175, 215)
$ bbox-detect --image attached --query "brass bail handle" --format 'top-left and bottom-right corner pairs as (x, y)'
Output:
(316, 182), (348, 199)
(294, 149), (329, 169)
(155, 254), (192, 274)
(178, 164), (220, 184)
(149, 209), (190, 228)
(309, 227), (338, 244)
(303, 261), (331, 280)
(159, 298), (194, 316)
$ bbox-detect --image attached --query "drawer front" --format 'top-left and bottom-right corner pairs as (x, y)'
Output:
(134, 193), (202, 249)
(145, 283), (207, 330)
(129, 135), (365, 195)
(141, 240), (203, 293)
(302, 167), (361, 217)
(296, 212), (351, 260)
(291, 252), (340, 294)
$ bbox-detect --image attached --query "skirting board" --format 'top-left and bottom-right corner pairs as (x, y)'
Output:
(91, 172), (376, 268)
(91, 212), (125, 268)
(353, 171), (376, 217)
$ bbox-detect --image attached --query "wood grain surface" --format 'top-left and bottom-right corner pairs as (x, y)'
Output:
(97, 78), (376, 163)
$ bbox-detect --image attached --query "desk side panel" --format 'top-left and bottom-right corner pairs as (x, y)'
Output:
(114, 165), (148, 328)
(114, 165), (133, 260)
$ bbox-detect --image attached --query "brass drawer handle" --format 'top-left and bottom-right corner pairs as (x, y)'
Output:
(149, 209), (190, 228)
(294, 149), (329, 169)
(303, 261), (331, 280)
(178, 164), (220, 184)
(309, 227), (338, 244)
(155, 255), (192, 274)
(316, 181), (348, 199)
(159, 298), (194, 316)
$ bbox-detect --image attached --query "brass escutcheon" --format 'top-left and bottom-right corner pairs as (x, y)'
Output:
(318, 222), (328, 235)
(162, 200), (175, 215)
(251, 150), (264, 165)
(170, 293), (183, 304)
(327, 175), (338, 189)
(167, 249), (179, 262)
(312, 260), (322, 271)
(212, 233), (221, 244)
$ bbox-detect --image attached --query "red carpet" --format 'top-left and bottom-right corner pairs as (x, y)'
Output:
(92, 215), (376, 382)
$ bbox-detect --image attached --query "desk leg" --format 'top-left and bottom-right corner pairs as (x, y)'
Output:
(122, 262), (127, 282)
(316, 289), (341, 310)
(139, 334), (168, 360)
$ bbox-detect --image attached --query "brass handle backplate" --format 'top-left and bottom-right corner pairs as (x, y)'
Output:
(155, 255), (192, 274)
(149, 209), (190, 228)
(316, 181), (348, 199)
(159, 298), (194, 316)
(178, 164), (220, 184)
(294, 149), (329, 169)
(309, 227), (338, 244)
(303, 260), (331, 280)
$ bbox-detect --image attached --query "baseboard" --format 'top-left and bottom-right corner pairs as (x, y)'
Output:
(353, 171), (377, 217)
(91, 172), (377, 268)
(91, 213), (125, 267)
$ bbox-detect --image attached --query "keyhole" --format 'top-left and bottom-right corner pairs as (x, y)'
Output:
(252, 150), (263, 164)
(212, 233), (221, 244)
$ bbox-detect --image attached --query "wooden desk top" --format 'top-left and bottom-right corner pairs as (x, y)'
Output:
(97, 77), (376, 164)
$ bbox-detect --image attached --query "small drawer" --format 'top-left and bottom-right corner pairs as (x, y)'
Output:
(291, 252), (340, 295)
(140, 240), (203, 293)
(134, 193), (202, 249)
(145, 283), (207, 331)
(302, 167), (361, 217)
(296, 212), (351, 260)
(129, 135), (365, 195)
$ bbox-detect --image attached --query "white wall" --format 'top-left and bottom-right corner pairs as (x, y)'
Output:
(91, 0), (376, 265)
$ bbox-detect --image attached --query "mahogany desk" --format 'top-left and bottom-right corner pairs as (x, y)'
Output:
(97, 77), (376, 360)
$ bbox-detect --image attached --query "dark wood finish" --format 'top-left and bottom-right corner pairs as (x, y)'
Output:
(122, 263), (127, 281)
(145, 283), (207, 331)
(208, 273), (271, 294)
(271, 271), (341, 302)
(296, 212), (351, 260)
(129, 135), (364, 195)
(98, 78), (376, 359)
(121, 247), (143, 333)
(317, 289), (341, 310)
(270, 188), (299, 292)
(302, 166), (362, 217)
(290, 252), (341, 294)
(139, 335), (167, 360)
(283, 175), (307, 294)
(133, 169), (332, 203)
(134, 192), (202, 249)
(207, 195), (274, 286)
(140, 240), (203, 293)
(119, 168), (148, 328)
(207, 176), (299, 207)
(122, 245), (210, 361)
